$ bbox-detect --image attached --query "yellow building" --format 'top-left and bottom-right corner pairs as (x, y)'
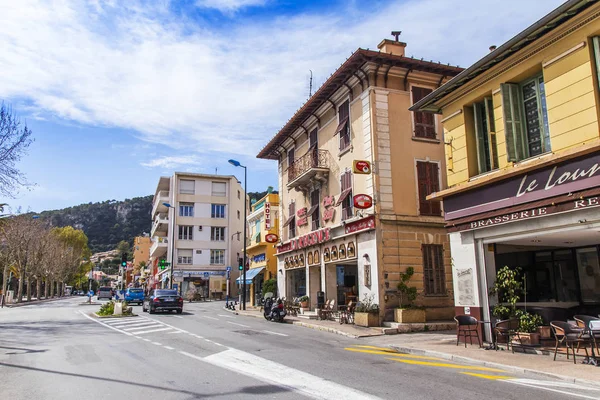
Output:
(242, 190), (279, 306)
(258, 35), (463, 322)
(412, 0), (600, 336)
(132, 236), (151, 285)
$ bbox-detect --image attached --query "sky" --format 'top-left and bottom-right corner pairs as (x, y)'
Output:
(0, 0), (565, 213)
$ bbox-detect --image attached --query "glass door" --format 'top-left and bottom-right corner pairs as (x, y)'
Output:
(576, 247), (600, 303)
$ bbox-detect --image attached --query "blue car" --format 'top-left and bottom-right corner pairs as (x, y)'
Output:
(124, 288), (144, 305)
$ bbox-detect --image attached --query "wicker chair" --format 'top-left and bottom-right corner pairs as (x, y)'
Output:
(454, 315), (481, 348)
(494, 319), (520, 352)
(550, 321), (592, 364)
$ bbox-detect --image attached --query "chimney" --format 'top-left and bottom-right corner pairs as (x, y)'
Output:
(377, 31), (406, 56)
(489, 45), (497, 52)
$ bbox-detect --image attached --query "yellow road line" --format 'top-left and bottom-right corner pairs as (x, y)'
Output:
(387, 358), (506, 372)
(461, 372), (513, 380)
(344, 347), (442, 360)
(352, 345), (399, 351)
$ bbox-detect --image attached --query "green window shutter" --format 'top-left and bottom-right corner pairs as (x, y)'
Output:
(501, 83), (526, 162)
(593, 37), (600, 90)
(484, 97), (499, 169)
(473, 102), (488, 174)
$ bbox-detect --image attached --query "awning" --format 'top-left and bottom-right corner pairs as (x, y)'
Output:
(282, 214), (295, 227)
(236, 267), (265, 284)
(335, 188), (352, 207)
(306, 205), (318, 217)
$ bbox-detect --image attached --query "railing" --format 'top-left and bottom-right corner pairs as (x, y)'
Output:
(288, 148), (329, 182)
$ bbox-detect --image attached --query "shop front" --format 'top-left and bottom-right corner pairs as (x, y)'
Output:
(174, 270), (227, 299)
(277, 217), (377, 310)
(446, 151), (600, 340)
(236, 265), (266, 305)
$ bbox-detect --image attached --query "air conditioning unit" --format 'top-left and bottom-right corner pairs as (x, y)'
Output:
(198, 226), (203, 231)
(196, 250), (202, 254)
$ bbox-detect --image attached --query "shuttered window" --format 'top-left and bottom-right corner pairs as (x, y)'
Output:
(416, 161), (441, 216)
(309, 189), (320, 231)
(473, 97), (498, 174)
(422, 244), (445, 295)
(177, 249), (193, 265)
(287, 148), (295, 170)
(288, 202), (296, 239)
(340, 171), (353, 220)
(412, 87), (436, 139)
(338, 100), (351, 151)
(211, 181), (226, 197)
(179, 179), (195, 194)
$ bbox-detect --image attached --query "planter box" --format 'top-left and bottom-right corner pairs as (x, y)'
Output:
(537, 326), (551, 339)
(355, 312), (379, 327)
(516, 332), (540, 346)
(300, 301), (309, 308)
(394, 308), (426, 323)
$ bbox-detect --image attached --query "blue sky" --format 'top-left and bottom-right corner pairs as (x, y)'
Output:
(1, 0), (564, 213)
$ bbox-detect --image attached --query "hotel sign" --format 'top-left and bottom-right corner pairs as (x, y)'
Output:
(444, 151), (600, 221)
(265, 203), (271, 229)
(277, 228), (331, 254)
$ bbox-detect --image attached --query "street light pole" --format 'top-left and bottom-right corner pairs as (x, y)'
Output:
(229, 159), (247, 311)
(163, 203), (177, 293)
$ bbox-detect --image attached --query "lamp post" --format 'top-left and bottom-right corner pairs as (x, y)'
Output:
(163, 202), (177, 293)
(228, 159), (247, 311)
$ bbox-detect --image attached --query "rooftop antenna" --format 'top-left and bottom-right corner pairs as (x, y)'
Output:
(215, 167), (218, 175)
(391, 31), (402, 42)
(309, 70), (313, 97)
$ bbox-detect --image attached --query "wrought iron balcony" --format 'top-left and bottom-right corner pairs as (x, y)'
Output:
(287, 148), (329, 190)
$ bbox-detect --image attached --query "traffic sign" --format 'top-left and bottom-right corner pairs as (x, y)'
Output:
(226, 266), (231, 272)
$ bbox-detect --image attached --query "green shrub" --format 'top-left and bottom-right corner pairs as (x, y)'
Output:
(397, 267), (417, 308)
(355, 294), (379, 314)
(515, 310), (544, 333)
(98, 301), (115, 316)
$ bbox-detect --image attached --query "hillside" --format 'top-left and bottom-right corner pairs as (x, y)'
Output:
(36, 191), (275, 253)
(39, 196), (153, 253)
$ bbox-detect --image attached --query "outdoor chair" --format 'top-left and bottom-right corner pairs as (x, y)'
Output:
(574, 315), (600, 356)
(454, 315), (481, 348)
(338, 301), (355, 325)
(494, 318), (520, 353)
(550, 321), (592, 364)
(319, 299), (335, 320)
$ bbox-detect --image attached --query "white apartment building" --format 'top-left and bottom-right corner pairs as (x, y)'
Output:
(149, 173), (245, 298)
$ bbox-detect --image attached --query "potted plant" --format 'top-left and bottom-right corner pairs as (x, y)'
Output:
(298, 295), (309, 308)
(394, 267), (426, 323)
(515, 310), (544, 346)
(489, 266), (522, 320)
(354, 294), (380, 327)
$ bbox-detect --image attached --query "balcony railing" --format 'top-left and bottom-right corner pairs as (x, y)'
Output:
(287, 148), (329, 188)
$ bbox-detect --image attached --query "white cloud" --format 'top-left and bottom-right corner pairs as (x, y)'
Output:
(140, 155), (205, 169)
(195, 0), (268, 13)
(0, 0), (565, 167)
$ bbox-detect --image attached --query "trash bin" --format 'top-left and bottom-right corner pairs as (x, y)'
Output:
(316, 291), (325, 309)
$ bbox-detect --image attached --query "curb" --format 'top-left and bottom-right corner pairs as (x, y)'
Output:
(3, 297), (68, 308)
(387, 344), (600, 388)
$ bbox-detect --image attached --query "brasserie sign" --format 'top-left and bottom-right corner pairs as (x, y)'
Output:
(444, 151), (600, 221)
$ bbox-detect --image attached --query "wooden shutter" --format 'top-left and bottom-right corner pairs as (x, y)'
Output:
(287, 148), (295, 169)
(338, 100), (349, 120)
(484, 97), (499, 170)
(422, 245), (445, 295)
(412, 87), (435, 138)
(501, 83), (526, 162)
(417, 162), (441, 216)
(473, 102), (487, 174)
(309, 128), (318, 149)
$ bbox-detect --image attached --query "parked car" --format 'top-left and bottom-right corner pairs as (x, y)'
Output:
(97, 287), (113, 300)
(142, 289), (183, 314)
(124, 288), (144, 305)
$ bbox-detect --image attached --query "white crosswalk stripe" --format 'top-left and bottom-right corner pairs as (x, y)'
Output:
(132, 327), (173, 335)
(123, 324), (164, 331)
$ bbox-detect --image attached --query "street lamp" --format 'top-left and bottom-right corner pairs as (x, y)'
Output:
(163, 202), (177, 292)
(228, 159), (247, 311)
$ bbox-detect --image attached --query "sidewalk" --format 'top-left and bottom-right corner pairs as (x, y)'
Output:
(2, 296), (68, 308)
(230, 307), (600, 386)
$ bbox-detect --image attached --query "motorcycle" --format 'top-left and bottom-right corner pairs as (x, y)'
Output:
(263, 297), (286, 322)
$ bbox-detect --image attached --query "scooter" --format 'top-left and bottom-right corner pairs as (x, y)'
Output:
(263, 297), (286, 322)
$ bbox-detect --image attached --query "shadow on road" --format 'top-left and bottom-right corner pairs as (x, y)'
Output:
(0, 362), (292, 398)
(0, 345), (48, 354)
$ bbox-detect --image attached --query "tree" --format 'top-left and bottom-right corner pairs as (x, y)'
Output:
(0, 103), (33, 197)
(116, 240), (131, 256)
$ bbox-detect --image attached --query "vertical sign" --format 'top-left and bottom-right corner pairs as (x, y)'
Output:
(265, 203), (271, 229)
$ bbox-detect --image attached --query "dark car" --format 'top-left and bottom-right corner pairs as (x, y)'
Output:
(143, 289), (183, 314)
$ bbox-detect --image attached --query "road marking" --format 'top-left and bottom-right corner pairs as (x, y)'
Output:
(218, 314), (235, 318)
(262, 330), (288, 337)
(505, 380), (600, 399)
(118, 322), (160, 330)
(203, 348), (383, 400)
(167, 330), (185, 334)
(201, 316), (219, 321)
(344, 347), (442, 360)
(152, 342), (162, 346)
(104, 318), (150, 325)
(143, 338), (151, 342)
(227, 321), (250, 328)
(78, 311), (133, 336)
(164, 346), (174, 350)
(387, 358), (505, 372)
(461, 372), (512, 380)
(132, 327), (173, 335)
(109, 320), (153, 327)
(124, 324), (163, 331)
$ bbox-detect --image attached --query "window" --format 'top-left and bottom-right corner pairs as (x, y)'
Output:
(237, 210), (240, 219)
(422, 244), (445, 295)
(177, 249), (193, 265)
(211, 204), (225, 218)
(473, 97), (499, 174)
(211, 227), (225, 241)
(282, 202), (296, 238)
(179, 179), (195, 194)
(210, 250), (225, 265)
(501, 75), (551, 162)
(309, 128), (318, 149)
(416, 161), (441, 216)
(178, 225), (193, 240)
(336, 100), (351, 151)
(308, 189), (320, 230)
(412, 87), (436, 139)
(335, 171), (353, 220)
(179, 203), (194, 217)
(212, 181), (226, 197)
(287, 148), (295, 169)
(237, 190), (241, 199)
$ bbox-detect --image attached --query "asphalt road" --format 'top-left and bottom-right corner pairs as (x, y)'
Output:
(1, 297), (599, 399)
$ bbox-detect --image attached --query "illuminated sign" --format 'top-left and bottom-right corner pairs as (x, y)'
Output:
(353, 194), (373, 209)
(353, 160), (372, 174)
